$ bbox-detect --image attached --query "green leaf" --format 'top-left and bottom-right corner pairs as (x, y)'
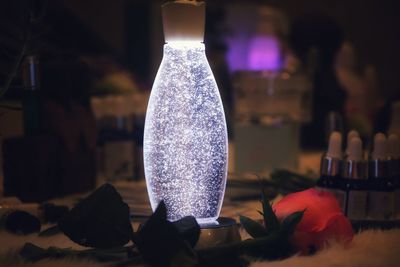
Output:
(239, 215), (267, 238)
(239, 215), (268, 238)
(271, 169), (311, 182)
(270, 169), (315, 191)
(20, 242), (137, 263)
(280, 210), (305, 236)
(20, 243), (48, 261)
(261, 190), (280, 234)
(197, 232), (289, 261)
(38, 225), (61, 237)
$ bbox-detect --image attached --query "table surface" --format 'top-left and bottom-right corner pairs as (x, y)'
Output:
(2, 151), (400, 267)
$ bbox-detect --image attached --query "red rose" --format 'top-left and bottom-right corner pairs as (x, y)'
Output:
(273, 188), (353, 254)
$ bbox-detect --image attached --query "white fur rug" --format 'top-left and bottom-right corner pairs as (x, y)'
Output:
(0, 229), (399, 267)
(0, 229), (108, 267)
(251, 229), (400, 267)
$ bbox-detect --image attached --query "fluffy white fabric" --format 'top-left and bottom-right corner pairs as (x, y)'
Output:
(0, 229), (399, 266)
(0, 229), (103, 267)
(251, 229), (400, 267)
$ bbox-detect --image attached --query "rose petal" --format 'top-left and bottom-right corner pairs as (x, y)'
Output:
(316, 213), (354, 247)
(291, 231), (317, 254)
(291, 213), (353, 254)
(272, 188), (354, 254)
(273, 188), (343, 232)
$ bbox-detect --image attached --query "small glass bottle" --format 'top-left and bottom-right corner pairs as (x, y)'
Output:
(368, 133), (395, 221)
(316, 131), (346, 212)
(103, 96), (135, 181)
(22, 55), (41, 136)
(343, 137), (368, 220)
(388, 134), (400, 219)
(345, 130), (359, 156)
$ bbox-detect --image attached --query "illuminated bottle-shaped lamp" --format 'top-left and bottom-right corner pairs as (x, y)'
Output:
(144, 0), (228, 224)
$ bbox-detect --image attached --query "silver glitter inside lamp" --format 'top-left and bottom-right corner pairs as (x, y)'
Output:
(143, 0), (239, 245)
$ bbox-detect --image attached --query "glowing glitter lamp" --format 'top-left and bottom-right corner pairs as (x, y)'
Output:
(144, 0), (228, 225)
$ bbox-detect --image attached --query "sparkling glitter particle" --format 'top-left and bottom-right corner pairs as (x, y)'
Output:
(144, 42), (228, 224)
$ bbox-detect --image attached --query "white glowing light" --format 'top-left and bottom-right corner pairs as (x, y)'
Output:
(144, 42), (228, 224)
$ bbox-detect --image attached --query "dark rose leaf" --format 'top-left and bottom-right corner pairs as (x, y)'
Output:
(42, 203), (69, 223)
(58, 183), (133, 248)
(38, 225), (61, 237)
(20, 243), (48, 262)
(172, 216), (200, 248)
(5, 211), (41, 234)
(239, 215), (267, 238)
(261, 190), (280, 234)
(134, 201), (198, 267)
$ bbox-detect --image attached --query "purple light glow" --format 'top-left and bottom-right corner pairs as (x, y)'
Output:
(227, 35), (282, 71)
(248, 36), (282, 71)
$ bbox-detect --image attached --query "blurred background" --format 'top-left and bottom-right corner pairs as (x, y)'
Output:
(0, 0), (399, 200)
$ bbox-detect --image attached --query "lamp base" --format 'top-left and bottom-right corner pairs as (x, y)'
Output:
(196, 217), (241, 249)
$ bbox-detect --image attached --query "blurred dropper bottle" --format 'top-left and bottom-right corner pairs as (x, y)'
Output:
(325, 111), (344, 147)
(343, 136), (368, 220)
(345, 130), (359, 156)
(368, 133), (394, 220)
(22, 55), (41, 136)
(316, 131), (346, 212)
(388, 134), (400, 219)
(103, 96), (135, 181)
(388, 134), (400, 220)
(388, 101), (400, 136)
